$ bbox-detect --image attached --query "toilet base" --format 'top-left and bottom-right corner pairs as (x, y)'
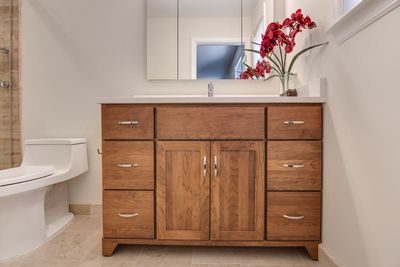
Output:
(47, 212), (74, 238)
(0, 183), (73, 262)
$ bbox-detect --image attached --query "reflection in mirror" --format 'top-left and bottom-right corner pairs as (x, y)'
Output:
(178, 0), (242, 80)
(147, 0), (178, 80)
(242, 0), (274, 75)
(147, 0), (275, 81)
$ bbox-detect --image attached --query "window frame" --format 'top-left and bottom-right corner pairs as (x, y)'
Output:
(327, 0), (400, 44)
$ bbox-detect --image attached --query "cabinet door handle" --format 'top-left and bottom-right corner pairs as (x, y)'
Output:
(117, 163), (139, 168)
(118, 212), (139, 218)
(283, 120), (304, 125)
(203, 156), (207, 177)
(117, 121), (139, 125)
(283, 164), (305, 168)
(283, 215), (305, 220)
(214, 156), (218, 176)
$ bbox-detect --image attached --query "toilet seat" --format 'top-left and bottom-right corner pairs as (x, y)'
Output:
(0, 165), (55, 187)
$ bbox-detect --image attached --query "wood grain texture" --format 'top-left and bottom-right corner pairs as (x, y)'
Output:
(103, 141), (154, 190)
(211, 141), (265, 241)
(103, 190), (154, 239)
(102, 105), (154, 140)
(305, 243), (319, 261)
(103, 237), (320, 248)
(157, 141), (210, 240)
(267, 105), (322, 140)
(102, 238), (119, 257)
(156, 107), (265, 140)
(267, 192), (321, 241)
(267, 141), (322, 191)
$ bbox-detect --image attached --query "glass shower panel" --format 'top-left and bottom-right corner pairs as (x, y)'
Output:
(0, 0), (12, 170)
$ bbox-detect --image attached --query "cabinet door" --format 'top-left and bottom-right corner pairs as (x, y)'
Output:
(211, 141), (265, 240)
(157, 141), (210, 240)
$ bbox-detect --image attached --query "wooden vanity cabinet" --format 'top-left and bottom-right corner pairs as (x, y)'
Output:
(101, 104), (322, 261)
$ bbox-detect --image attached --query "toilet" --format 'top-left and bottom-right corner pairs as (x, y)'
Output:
(0, 138), (88, 261)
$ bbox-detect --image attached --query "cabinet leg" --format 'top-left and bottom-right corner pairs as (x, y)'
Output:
(102, 238), (118, 257)
(305, 244), (319, 261)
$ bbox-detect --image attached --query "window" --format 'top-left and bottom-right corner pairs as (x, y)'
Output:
(252, 19), (264, 66)
(327, 0), (400, 44)
(343, 0), (363, 14)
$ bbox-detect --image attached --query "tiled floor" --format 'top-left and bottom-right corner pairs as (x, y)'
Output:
(0, 211), (322, 267)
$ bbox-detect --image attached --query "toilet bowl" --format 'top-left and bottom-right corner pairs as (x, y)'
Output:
(0, 138), (88, 262)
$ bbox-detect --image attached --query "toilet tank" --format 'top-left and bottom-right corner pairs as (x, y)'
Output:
(22, 138), (88, 175)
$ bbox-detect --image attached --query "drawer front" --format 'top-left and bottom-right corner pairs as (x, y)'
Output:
(102, 105), (154, 140)
(267, 192), (321, 241)
(267, 141), (321, 191)
(103, 141), (154, 190)
(156, 107), (265, 139)
(103, 190), (154, 239)
(267, 106), (322, 140)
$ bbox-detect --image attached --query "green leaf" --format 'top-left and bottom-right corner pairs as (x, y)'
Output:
(244, 48), (261, 55)
(264, 74), (281, 81)
(267, 56), (283, 75)
(251, 41), (261, 46)
(288, 42), (329, 74)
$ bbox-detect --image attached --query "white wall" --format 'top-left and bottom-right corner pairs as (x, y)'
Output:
(284, 2), (400, 267)
(21, 0), (280, 205)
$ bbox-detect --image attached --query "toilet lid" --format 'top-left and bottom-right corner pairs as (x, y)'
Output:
(0, 165), (56, 187)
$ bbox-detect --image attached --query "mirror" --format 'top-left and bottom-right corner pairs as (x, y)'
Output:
(147, 0), (274, 80)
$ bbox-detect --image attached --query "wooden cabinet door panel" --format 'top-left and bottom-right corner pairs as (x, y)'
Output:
(211, 141), (265, 241)
(267, 105), (322, 140)
(102, 105), (154, 140)
(156, 107), (265, 140)
(103, 141), (154, 190)
(103, 190), (154, 239)
(267, 141), (322, 191)
(157, 141), (210, 240)
(267, 192), (321, 241)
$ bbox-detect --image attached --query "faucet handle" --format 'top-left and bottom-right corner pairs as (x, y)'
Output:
(208, 82), (214, 97)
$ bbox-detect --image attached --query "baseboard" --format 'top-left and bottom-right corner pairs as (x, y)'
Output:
(319, 244), (342, 267)
(69, 204), (101, 216)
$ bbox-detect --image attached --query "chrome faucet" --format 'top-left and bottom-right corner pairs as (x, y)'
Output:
(0, 80), (10, 88)
(208, 82), (214, 97)
(0, 47), (9, 54)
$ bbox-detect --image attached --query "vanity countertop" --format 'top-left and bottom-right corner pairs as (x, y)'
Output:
(97, 94), (326, 104)
(97, 78), (327, 104)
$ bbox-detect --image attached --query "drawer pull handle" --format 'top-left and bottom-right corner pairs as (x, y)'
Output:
(214, 156), (218, 176)
(117, 163), (139, 168)
(118, 212), (139, 218)
(283, 215), (305, 220)
(203, 156), (207, 177)
(283, 164), (305, 168)
(284, 120), (305, 125)
(117, 121), (139, 125)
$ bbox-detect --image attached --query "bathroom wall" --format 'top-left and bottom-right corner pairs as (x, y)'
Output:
(283, 1), (400, 267)
(21, 0), (281, 205)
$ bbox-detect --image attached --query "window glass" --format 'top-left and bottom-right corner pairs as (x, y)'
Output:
(343, 0), (363, 14)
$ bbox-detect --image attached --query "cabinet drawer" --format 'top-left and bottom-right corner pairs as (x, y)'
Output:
(102, 105), (154, 140)
(267, 106), (322, 140)
(267, 141), (321, 191)
(156, 107), (265, 139)
(103, 191), (154, 239)
(267, 192), (321, 241)
(103, 141), (154, 190)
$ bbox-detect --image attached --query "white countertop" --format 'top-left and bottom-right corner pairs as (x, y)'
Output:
(97, 78), (327, 104)
(97, 94), (326, 104)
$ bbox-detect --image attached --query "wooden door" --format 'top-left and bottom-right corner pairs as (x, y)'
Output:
(157, 141), (210, 240)
(211, 141), (265, 240)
